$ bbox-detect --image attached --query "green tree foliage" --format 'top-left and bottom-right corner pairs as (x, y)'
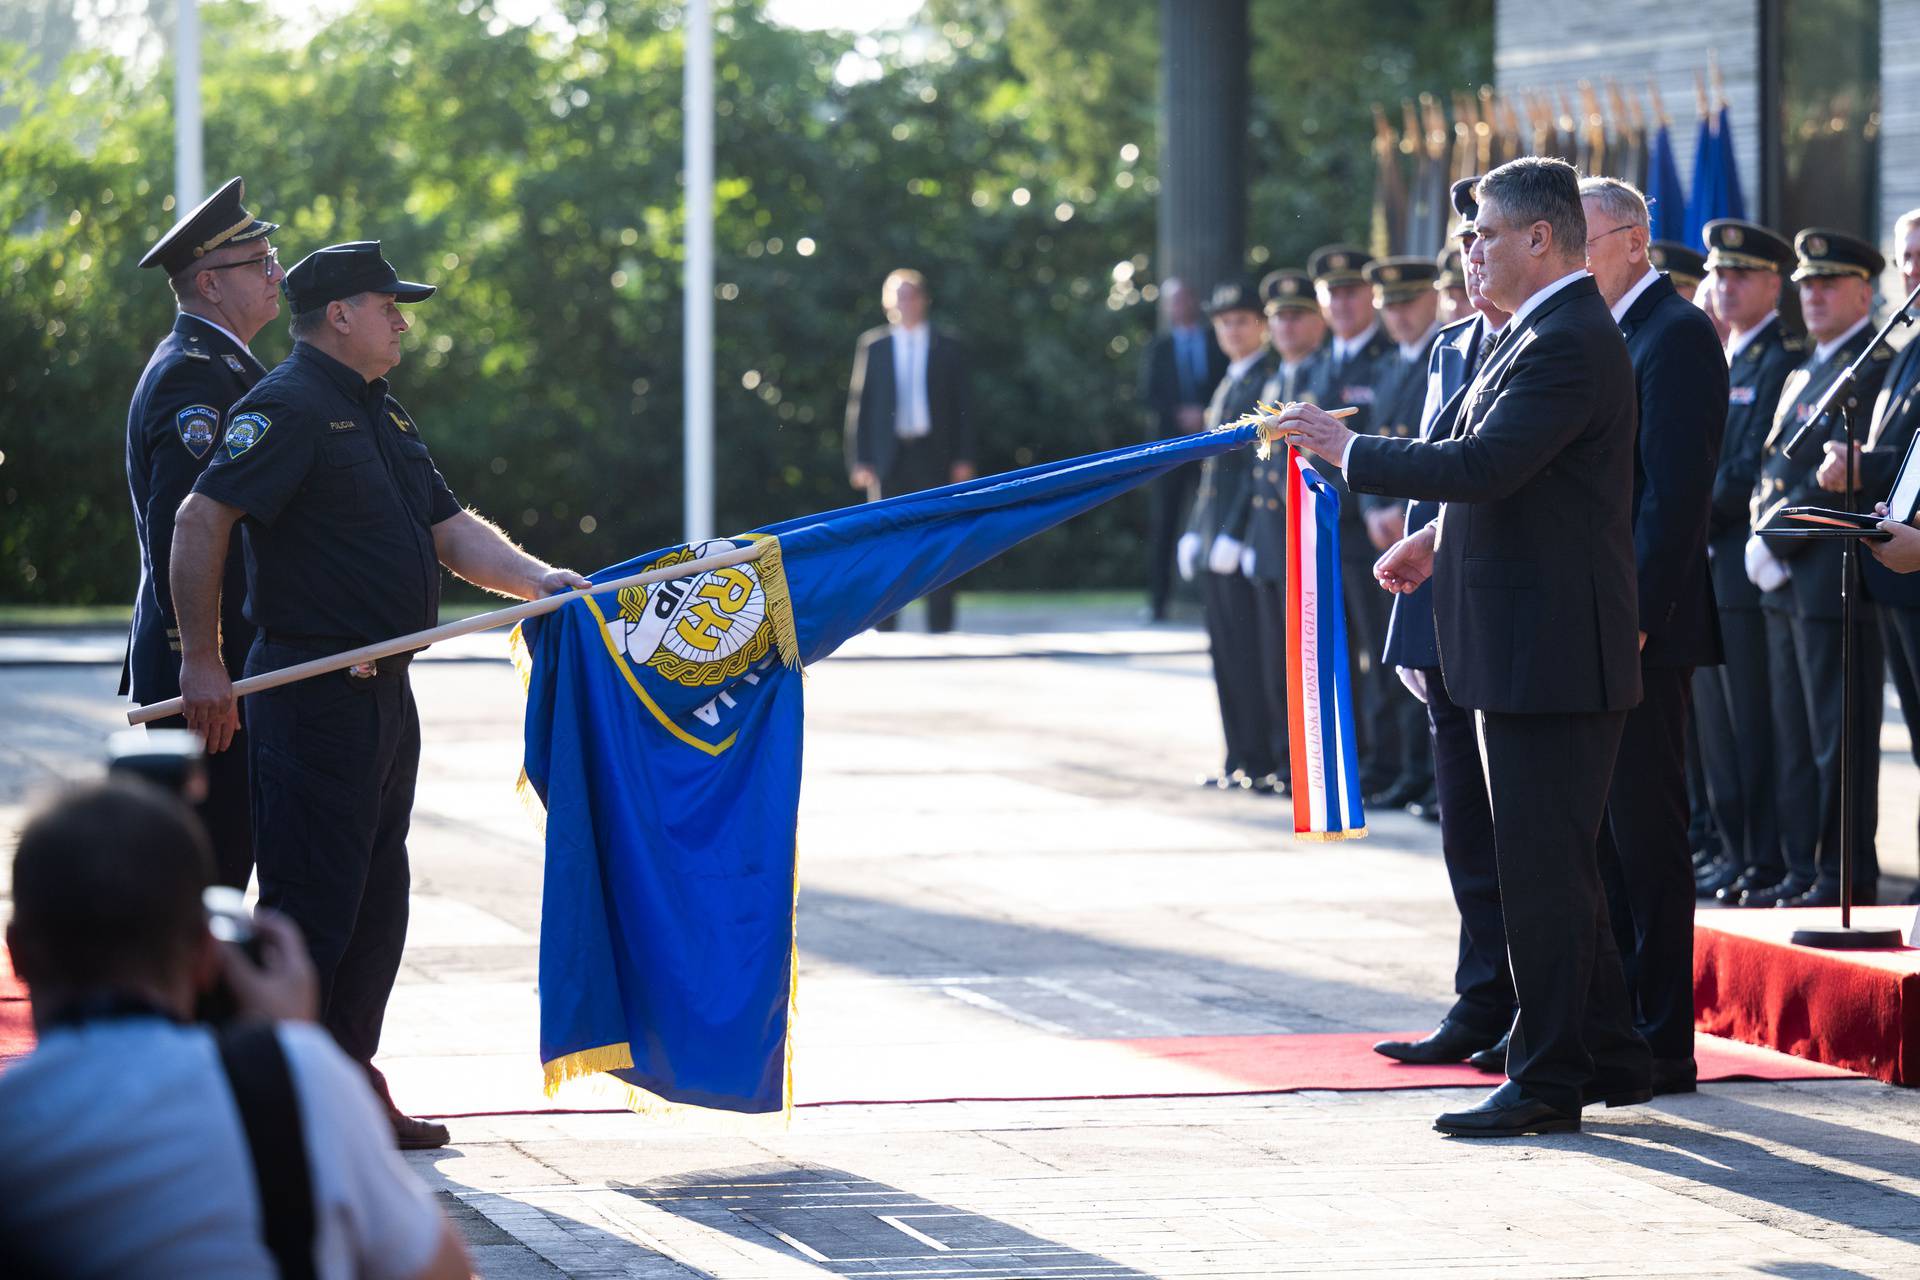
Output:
(0, 0), (1487, 605)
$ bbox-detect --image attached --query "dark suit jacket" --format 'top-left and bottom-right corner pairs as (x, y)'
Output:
(1346, 275), (1642, 714)
(1359, 330), (1443, 518)
(1184, 350), (1279, 543)
(1140, 324), (1228, 439)
(1858, 339), (1920, 607)
(1245, 349), (1325, 581)
(844, 324), (973, 482)
(1382, 315), (1485, 670)
(1710, 317), (1801, 610)
(1620, 274), (1728, 668)
(122, 314), (265, 703)
(1751, 324), (1894, 621)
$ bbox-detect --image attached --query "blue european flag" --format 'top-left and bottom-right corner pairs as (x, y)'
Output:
(516, 425), (1260, 1114)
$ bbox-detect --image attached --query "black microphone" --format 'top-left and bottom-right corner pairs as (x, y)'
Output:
(1782, 404), (1834, 462)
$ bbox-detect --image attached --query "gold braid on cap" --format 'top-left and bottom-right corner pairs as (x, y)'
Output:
(194, 212), (258, 259)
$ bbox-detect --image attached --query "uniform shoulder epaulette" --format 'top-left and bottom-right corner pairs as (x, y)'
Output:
(1437, 314), (1479, 337)
(1871, 342), (1894, 362)
(1780, 334), (1806, 352)
(181, 346), (211, 362)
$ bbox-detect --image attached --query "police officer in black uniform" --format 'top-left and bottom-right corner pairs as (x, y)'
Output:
(171, 241), (589, 1147)
(123, 177), (281, 890)
(1179, 280), (1280, 791)
(1746, 228), (1894, 907)
(1245, 269), (1328, 791)
(1691, 219), (1800, 904)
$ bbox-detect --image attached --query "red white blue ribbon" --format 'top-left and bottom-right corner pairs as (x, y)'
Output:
(1284, 445), (1368, 840)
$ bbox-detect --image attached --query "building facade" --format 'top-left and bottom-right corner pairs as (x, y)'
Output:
(1497, 0), (1918, 263)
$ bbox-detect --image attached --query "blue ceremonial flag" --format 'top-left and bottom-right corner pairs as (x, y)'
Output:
(1645, 121), (1688, 243)
(1683, 105), (1747, 251)
(515, 424), (1265, 1115)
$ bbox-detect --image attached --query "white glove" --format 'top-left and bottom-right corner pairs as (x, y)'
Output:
(1208, 534), (1243, 575)
(1177, 531), (1202, 582)
(1744, 534), (1789, 593)
(1240, 544), (1257, 577)
(1397, 665), (1429, 704)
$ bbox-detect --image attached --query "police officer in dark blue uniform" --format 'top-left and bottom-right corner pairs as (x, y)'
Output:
(123, 177), (282, 890)
(170, 241), (589, 1147)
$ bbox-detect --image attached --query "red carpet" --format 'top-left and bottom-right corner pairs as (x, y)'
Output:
(1, 949), (33, 1068)
(1695, 906), (1920, 1084)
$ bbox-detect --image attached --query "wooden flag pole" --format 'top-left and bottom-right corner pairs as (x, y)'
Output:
(128, 539), (772, 726)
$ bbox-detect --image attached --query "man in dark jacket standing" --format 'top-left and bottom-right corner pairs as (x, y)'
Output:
(123, 177), (282, 890)
(1278, 157), (1649, 1136)
(1580, 177), (1727, 1097)
(1693, 220), (1801, 904)
(845, 269), (975, 631)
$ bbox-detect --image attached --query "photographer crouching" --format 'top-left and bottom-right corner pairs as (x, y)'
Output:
(0, 780), (470, 1278)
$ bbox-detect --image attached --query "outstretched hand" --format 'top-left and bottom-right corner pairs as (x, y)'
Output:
(1373, 525), (1437, 595)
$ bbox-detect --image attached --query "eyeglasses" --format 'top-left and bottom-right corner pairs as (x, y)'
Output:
(1586, 225), (1635, 248)
(203, 246), (280, 278)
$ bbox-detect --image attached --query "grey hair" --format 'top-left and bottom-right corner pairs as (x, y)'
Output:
(1577, 176), (1651, 230)
(1474, 157), (1588, 263)
(289, 292), (367, 340)
(1896, 208), (1920, 244)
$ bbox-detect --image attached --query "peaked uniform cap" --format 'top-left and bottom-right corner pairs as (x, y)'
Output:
(139, 176), (278, 275)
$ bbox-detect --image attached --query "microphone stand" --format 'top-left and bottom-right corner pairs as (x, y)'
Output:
(1774, 280), (1920, 950)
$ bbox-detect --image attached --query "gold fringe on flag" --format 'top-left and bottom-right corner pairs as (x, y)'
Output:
(744, 533), (802, 671)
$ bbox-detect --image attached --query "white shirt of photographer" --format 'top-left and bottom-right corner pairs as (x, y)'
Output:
(0, 1018), (443, 1279)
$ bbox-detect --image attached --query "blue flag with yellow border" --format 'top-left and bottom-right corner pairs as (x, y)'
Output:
(516, 425), (1263, 1114)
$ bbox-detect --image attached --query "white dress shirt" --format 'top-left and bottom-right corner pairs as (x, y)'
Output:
(1814, 314), (1873, 366)
(182, 311), (254, 357)
(1726, 311), (1780, 364)
(1609, 267), (1661, 323)
(891, 322), (932, 438)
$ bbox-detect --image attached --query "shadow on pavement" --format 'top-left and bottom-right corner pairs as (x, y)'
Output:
(616, 1162), (1153, 1276)
(1583, 1102), (1920, 1249)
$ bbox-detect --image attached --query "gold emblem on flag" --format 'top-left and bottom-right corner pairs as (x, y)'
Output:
(606, 543), (776, 687)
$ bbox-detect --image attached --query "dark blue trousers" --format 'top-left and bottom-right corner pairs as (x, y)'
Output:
(246, 639), (419, 1066)
(1420, 667), (1513, 1035)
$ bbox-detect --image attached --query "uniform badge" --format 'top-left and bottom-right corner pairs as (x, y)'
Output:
(1341, 386), (1375, 404)
(329, 420), (359, 432)
(175, 405), (218, 459)
(222, 354), (246, 374)
(225, 411), (270, 458)
(388, 410), (415, 434)
(1729, 386), (1757, 406)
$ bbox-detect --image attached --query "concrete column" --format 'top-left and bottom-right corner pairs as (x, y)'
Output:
(1157, 0), (1249, 299)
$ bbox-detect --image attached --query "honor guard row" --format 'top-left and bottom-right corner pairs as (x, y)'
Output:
(128, 178), (593, 1149)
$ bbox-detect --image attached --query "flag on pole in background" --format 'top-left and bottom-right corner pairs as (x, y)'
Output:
(514, 424), (1291, 1116)
(1684, 103), (1746, 248)
(1282, 447), (1367, 841)
(1645, 121), (1687, 243)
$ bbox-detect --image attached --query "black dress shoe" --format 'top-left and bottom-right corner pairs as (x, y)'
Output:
(1434, 1081), (1579, 1137)
(1738, 873), (1813, 908)
(1367, 776), (1428, 809)
(1405, 786), (1442, 822)
(1714, 866), (1773, 905)
(1778, 881), (1875, 908)
(1373, 1019), (1502, 1065)
(1248, 772), (1290, 797)
(1467, 1031), (1510, 1074)
(1580, 1073), (1653, 1109)
(1695, 857), (1743, 899)
(1196, 770), (1252, 791)
(1651, 1056), (1697, 1097)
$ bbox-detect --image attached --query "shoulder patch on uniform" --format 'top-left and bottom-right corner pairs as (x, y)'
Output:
(175, 405), (219, 459)
(222, 353), (246, 374)
(387, 408), (415, 434)
(225, 411), (271, 458)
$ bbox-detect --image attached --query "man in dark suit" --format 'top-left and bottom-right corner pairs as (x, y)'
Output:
(1747, 230), (1894, 907)
(1815, 208), (1920, 904)
(1140, 279), (1229, 620)
(1693, 220), (1801, 904)
(1245, 269), (1328, 790)
(1581, 177), (1727, 1096)
(1278, 157), (1649, 1136)
(1358, 255), (1447, 812)
(845, 269), (975, 632)
(1179, 281), (1280, 791)
(1372, 176), (1518, 1068)
(123, 177), (281, 891)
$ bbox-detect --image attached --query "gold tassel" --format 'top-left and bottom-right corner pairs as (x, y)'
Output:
(745, 533), (802, 671)
(542, 1042), (635, 1095)
(1293, 826), (1370, 843)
